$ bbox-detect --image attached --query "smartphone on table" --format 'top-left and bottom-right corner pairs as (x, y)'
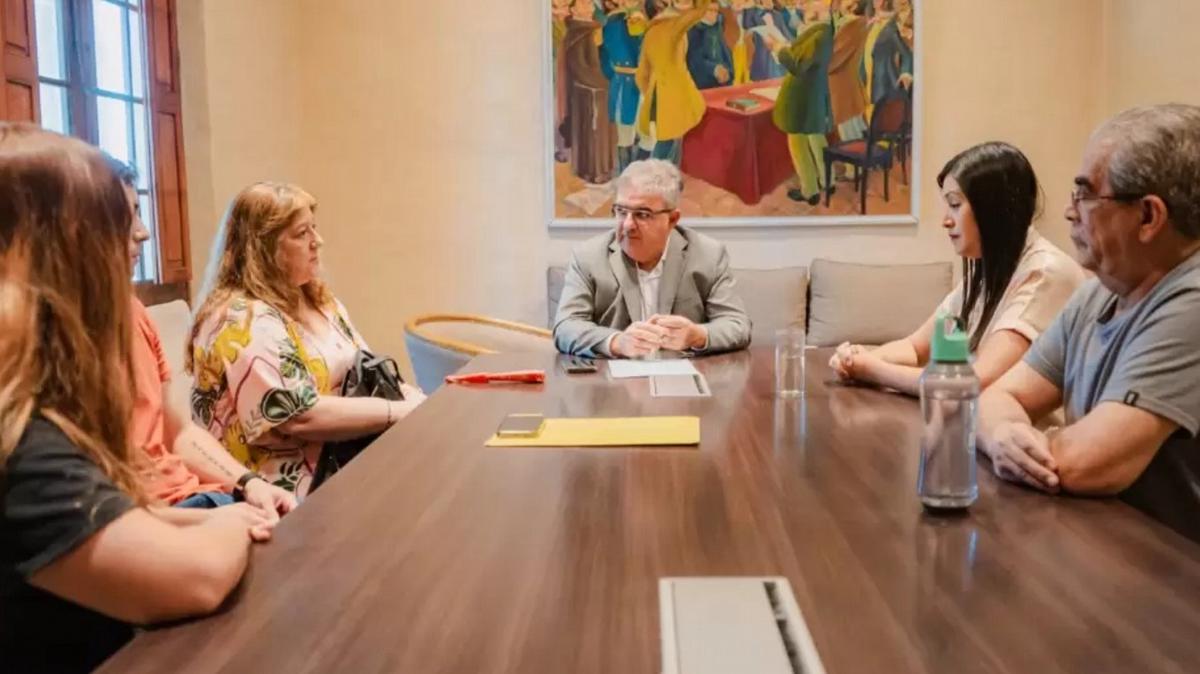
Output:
(496, 413), (546, 438)
(561, 356), (599, 374)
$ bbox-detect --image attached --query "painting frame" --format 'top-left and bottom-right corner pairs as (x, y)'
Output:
(543, 0), (923, 231)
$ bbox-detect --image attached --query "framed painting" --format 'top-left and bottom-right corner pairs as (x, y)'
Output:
(545, 0), (920, 228)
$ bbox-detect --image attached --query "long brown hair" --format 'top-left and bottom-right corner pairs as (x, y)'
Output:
(937, 142), (1041, 351)
(0, 123), (143, 500)
(187, 182), (332, 373)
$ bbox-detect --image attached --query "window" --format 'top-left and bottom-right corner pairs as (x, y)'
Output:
(3, 0), (190, 301)
(34, 0), (159, 281)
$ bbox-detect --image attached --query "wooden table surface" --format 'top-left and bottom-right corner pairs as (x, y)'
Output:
(100, 349), (1200, 674)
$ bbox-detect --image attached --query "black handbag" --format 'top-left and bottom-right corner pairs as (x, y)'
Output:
(309, 349), (405, 492)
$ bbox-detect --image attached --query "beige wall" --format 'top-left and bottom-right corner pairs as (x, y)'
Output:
(1101, 0), (1200, 115)
(179, 0), (1185, 375)
(178, 0), (306, 286)
(296, 0), (551, 361)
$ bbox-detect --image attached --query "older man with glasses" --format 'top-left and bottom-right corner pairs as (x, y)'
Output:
(553, 159), (751, 358)
(977, 103), (1200, 542)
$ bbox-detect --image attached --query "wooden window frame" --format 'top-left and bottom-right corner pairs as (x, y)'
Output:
(1, 0), (192, 305)
(1, 0), (39, 122)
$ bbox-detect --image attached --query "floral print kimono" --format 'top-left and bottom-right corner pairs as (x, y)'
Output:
(190, 296), (367, 499)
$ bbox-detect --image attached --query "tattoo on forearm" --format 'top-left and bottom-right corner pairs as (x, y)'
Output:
(187, 437), (239, 481)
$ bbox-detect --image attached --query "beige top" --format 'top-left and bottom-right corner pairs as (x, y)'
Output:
(936, 230), (1086, 347)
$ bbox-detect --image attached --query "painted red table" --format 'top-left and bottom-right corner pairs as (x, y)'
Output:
(681, 78), (794, 205)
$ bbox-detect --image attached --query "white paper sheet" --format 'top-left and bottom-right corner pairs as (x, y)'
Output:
(608, 359), (700, 379)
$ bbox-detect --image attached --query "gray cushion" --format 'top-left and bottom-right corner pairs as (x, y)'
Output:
(807, 258), (953, 347)
(734, 267), (808, 346)
(547, 266), (567, 328)
(145, 299), (193, 412)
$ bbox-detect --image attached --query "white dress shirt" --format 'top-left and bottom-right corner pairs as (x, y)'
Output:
(606, 244), (668, 355)
(636, 251), (667, 320)
(606, 240), (708, 355)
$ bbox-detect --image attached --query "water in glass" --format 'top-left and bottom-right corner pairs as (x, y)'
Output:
(775, 327), (805, 398)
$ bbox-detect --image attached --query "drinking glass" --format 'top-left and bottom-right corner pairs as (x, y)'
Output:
(775, 326), (805, 398)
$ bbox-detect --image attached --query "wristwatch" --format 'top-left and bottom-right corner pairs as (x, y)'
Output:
(232, 471), (265, 501)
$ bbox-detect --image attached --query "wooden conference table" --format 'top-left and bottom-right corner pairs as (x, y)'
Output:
(100, 349), (1200, 673)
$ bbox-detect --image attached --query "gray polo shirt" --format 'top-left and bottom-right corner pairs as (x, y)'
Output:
(1024, 249), (1200, 542)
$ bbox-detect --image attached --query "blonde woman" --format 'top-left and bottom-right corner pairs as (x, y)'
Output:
(0, 123), (272, 673)
(188, 183), (424, 499)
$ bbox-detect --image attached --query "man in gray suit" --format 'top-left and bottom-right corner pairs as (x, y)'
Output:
(553, 159), (752, 358)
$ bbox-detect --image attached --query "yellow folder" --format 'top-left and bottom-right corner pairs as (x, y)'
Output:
(485, 416), (700, 448)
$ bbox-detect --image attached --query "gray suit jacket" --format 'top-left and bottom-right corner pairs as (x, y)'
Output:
(553, 226), (752, 357)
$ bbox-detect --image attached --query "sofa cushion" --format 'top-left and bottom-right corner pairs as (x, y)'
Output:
(547, 266), (567, 328)
(734, 267), (807, 346)
(807, 259), (953, 347)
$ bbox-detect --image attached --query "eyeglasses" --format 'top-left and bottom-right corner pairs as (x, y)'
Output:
(612, 204), (672, 224)
(1070, 186), (1143, 209)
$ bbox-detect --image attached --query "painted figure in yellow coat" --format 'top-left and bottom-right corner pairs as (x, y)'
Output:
(635, 0), (712, 164)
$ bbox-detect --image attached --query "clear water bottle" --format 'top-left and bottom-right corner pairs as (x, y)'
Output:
(917, 315), (980, 511)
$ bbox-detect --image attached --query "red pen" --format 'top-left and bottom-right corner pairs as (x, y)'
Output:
(444, 369), (546, 385)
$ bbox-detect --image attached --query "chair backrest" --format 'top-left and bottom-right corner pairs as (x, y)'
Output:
(145, 299), (193, 412)
(404, 330), (473, 394)
(547, 266), (567, 328)
(865, 92), (909, 159)
(806, 258), (953, 347)
(734, 267), (808, 345)
(403, 314), (555, 392)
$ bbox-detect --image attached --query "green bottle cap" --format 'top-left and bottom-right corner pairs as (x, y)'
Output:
(930, 313), (970, 363)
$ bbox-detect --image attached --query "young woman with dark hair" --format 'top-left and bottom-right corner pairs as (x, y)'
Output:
(830, 141), (1086, 396)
